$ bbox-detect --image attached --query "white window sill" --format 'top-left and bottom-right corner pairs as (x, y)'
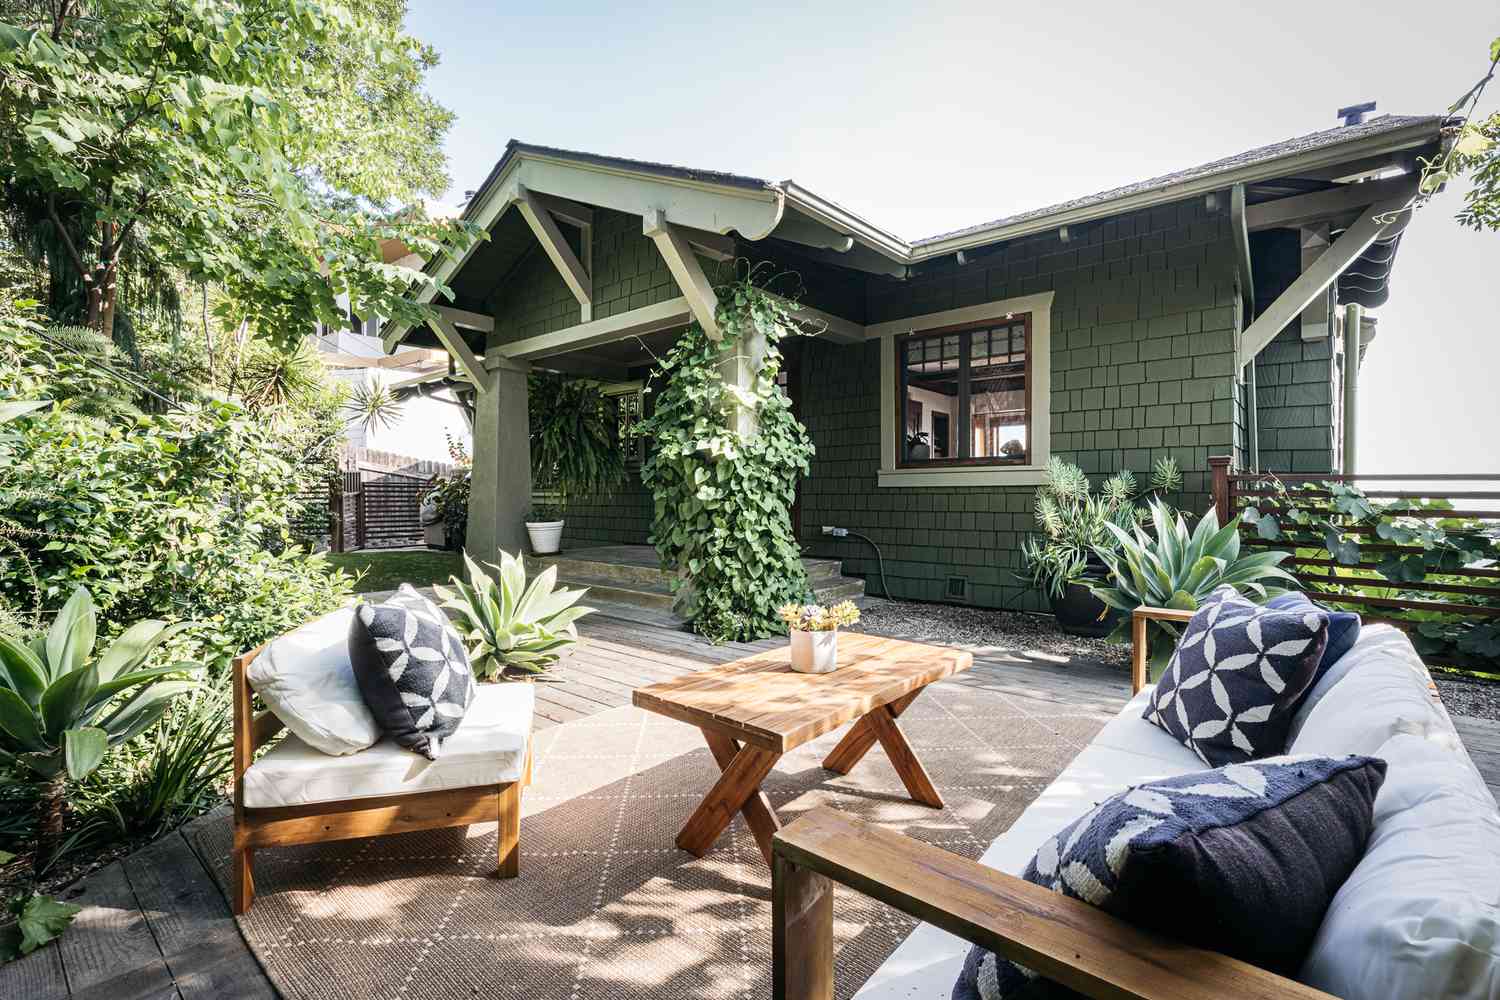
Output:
(877, 464), (1050, 488)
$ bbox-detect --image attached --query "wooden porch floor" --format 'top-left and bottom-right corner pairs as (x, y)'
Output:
(4, 615), (1497, 999)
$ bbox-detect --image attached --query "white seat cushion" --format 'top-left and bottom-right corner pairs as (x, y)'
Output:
(244, 683), (534, 809)
(247, 608), (381, 756)
(855, 688), (1202, 1000)
(1288, 625), (1454, 758)
(1299, 732), (1500, 1000)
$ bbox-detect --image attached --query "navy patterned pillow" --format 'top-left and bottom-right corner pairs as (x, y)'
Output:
(1143, 585), (1329, 766)
(348, 584), (476, 760)
(952, 755), (1387, 999)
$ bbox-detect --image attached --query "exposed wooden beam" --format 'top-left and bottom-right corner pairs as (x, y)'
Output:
(670, 223), (737, 262)
(525, 190), (593, 229)
(771, 213), (855, 253)
(493, 296), (692, 362)
(644, 208), (721, 340)
(1245, 174), (1417, 232)
(434, 304), (494, 332)
(764, 294), (865, 345)
(427, 313), (491, 392)
(516, 184), (593, 320)
(1237, 197), (1413, 367)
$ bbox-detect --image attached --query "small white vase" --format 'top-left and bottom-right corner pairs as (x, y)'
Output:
(525, 520), (564, 555)
(789, 628), (839, 674)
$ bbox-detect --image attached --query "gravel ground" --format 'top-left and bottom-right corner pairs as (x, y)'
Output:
(854, 599), (1130, 669)
(1434, 673), (1500, 722)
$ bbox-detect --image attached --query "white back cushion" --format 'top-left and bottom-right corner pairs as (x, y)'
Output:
(1299, 733), (1500, 1000)
(247, 607), (380, 756)
(1288, 625), (1451, 757)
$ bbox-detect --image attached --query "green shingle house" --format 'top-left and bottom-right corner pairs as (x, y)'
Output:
(383, 113), (1448, 612)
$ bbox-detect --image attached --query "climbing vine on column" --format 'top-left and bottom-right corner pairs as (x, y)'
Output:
(634, 278), (814, 642)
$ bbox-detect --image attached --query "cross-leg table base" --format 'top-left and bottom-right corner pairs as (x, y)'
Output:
(675, 686), (944, 866)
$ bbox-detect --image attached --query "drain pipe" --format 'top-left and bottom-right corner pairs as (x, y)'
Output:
(820, 526), (892, 599)
(1342, 302), (1362, 473)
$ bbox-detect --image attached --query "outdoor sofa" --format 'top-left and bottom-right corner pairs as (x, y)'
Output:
(773, 606), (1500, 1000)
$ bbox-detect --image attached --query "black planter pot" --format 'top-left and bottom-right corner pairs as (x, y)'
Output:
(1049, 580), (1123, 638)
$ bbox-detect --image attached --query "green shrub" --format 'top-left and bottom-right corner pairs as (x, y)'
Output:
(0, 338), (351, 663)
(633, 280), (814, 642)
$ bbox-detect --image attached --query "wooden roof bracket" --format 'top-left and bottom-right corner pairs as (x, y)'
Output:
(517, 184), (593, 322)
(644, 208), (721, 340)
(1235, 189), (1415, 371)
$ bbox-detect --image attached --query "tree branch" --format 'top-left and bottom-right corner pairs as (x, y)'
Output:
(46, 193), (89, 281)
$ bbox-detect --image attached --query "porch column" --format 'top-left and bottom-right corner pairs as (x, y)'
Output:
(718, 328), (767, 437)
(466, 362), (531, 557)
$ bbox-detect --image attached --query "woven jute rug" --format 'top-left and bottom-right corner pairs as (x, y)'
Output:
(194, 672), (1115, 1000)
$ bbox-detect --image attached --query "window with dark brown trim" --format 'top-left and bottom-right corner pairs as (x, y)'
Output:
(897, 314), (1031, 468)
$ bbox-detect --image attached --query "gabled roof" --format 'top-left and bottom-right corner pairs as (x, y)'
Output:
(464, 115), (1445, 263)
(387, 114), (1448, 349)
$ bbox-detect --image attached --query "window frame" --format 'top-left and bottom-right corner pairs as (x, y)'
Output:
(894, 313), (1033, 470)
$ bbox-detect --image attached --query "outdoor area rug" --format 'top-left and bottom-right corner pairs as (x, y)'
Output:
(193, 673), (1118, 1000)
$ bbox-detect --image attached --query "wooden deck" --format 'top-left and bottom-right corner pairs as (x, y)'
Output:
(3, 615), (1497, 1000)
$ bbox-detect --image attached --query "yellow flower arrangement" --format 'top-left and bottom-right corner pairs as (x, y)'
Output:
(777, 600), (861, 632)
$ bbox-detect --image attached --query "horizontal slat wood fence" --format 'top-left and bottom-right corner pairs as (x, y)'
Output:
(1210, 459), (1500, 670)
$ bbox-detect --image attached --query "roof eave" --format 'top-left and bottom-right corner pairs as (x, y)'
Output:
(908, 117), (1446, 261)
(778, 182), (910, 262)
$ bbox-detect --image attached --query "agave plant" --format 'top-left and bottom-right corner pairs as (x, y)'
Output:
(1091, 499), (1298, 670)
(0, 587), (200, 867)
(434, 551), (595, 680)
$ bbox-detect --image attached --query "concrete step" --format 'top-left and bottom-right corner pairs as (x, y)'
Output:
(811, 578), (867, 604)
(553, 572), (676, 613)
(532, 552), (666, 590)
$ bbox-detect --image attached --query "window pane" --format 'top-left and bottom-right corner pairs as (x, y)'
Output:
(902, 334), (958, 461)
(970, 367), (1027, 462)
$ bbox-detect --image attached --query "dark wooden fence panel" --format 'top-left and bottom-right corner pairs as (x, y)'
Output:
(1211, 459), (1500, 672)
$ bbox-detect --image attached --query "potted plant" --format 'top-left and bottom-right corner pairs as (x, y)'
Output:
(523, 499), (565, 555)
(905, 430), (930, 461)
(777, 601), (861, 674)
(1020, 457), (1180, 637)
(527, 373), (627, 554)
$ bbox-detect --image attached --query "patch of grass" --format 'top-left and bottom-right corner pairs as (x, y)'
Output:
(326, 549), (463, 594)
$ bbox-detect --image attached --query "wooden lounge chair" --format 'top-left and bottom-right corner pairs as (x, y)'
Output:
(230, 640), (532, 915)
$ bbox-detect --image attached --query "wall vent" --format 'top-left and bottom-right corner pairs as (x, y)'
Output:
(944, 575), (970, 602)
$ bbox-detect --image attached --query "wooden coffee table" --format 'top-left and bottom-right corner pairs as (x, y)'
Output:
(632, 633), (973, 865)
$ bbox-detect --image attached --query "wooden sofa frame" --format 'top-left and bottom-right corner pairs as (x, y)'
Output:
(770, 605), (1338, 1000)
(231, 642), (529, 915)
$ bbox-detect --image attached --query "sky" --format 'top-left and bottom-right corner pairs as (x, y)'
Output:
(407, 1), (1499, 475)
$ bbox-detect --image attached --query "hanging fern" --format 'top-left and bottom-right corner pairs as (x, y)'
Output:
(633, 278), (814, 642)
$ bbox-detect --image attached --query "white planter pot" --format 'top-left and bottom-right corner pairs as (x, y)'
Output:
(789, 628), (839, 674)
(525, 520), (564, 555)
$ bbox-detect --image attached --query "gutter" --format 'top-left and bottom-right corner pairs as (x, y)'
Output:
(907, 118), (1444, 260)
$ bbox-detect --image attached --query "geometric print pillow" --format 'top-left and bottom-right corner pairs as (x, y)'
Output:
(952, 754), (1388, 999)
(347, 583), (476, 760)
(1143, 585), (1329, 766)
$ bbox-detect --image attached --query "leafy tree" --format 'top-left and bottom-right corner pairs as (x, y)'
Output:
(1422, 37), (1500, 230)
(0, 0), (478, 348)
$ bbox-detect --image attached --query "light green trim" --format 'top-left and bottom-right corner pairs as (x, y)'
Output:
(870, 291), (1054, 489)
